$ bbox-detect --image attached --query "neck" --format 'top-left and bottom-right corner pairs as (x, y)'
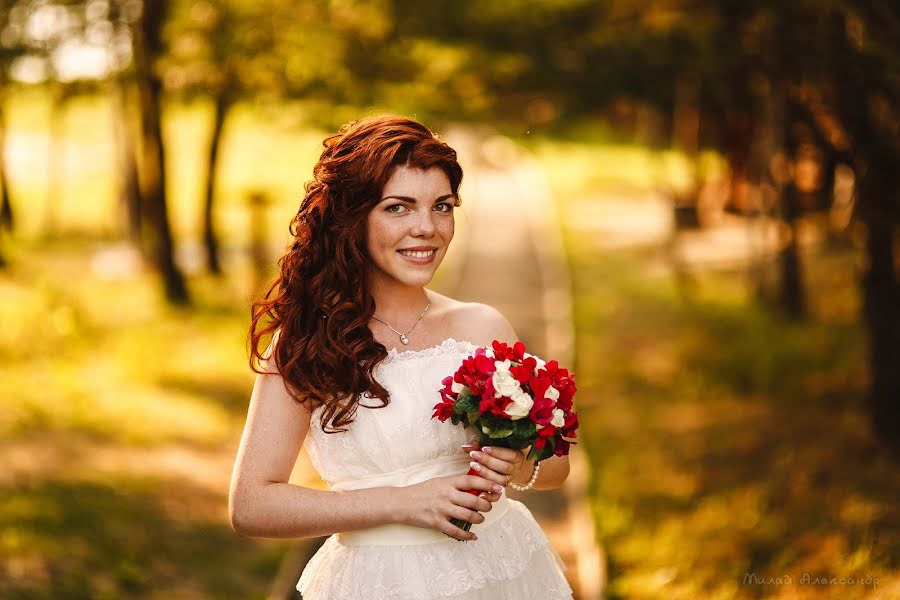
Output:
(368, 275), (430, 325)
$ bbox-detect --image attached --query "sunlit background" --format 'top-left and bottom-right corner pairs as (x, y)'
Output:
(1, 1), (898, 599)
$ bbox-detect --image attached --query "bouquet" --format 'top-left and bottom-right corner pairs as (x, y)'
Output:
(432, 340), (579, 533)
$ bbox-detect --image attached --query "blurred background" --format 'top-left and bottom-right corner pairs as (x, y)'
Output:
(1, 1), (898, 599)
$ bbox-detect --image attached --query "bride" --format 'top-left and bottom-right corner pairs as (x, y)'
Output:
(229, 115), (574, 599)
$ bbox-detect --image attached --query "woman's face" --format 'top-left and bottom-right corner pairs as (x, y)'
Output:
(365, 165), (456, 289)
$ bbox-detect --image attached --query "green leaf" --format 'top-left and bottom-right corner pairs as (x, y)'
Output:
(455, 391), (478, 415)
(481, 423), (515, 438)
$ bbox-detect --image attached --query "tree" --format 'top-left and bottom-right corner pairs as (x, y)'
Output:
(131, 0), (189, 304)
(823, 4), (900, 450)
(357, 0), (899, 449)
(164, 0), (342, 275)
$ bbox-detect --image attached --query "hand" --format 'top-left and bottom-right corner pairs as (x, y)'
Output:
(465, 444), (529, 491)
(399, 473), (501, 541)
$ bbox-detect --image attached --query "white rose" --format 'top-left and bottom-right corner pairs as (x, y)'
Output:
(545, 385), (560, 403)
(504, 389), (535, 420)
(451, 380), (465, 394)
(485, 347), (495, 358)
(492, 367), (521, 398)
(551, 407), (566, 428)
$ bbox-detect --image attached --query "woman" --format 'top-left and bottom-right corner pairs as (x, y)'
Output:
(229, 115), (574, 599)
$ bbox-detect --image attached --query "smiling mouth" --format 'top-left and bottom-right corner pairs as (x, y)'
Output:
(397, 249), (436, 258)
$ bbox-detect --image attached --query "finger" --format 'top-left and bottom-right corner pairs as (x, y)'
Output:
(469, 463), (509, 487)
(438, 519), (477, 542)
(462, 475), (504, 494)
(458, 491), (492, 513)
(460, 438), (481, 452)
(469, 449), (517, 475)
(482, 446), (523, 462)
(479, 491), (500, 505)
(444, 503), (485, 526)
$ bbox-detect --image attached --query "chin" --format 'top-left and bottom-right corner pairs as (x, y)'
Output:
(399, 271), (436, 287)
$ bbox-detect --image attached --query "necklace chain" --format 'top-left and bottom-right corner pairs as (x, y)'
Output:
(372, 300), (431, 345)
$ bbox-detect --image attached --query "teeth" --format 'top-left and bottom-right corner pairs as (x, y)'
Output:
(399, 250), (435, 258)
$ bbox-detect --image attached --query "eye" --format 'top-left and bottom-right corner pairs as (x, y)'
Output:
(434, 202), (454, 213)
(385, 204), (408, 214)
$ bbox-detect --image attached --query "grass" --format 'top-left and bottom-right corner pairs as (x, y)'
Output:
(0, 237), (325, 599)
(562, 231), (900, 598)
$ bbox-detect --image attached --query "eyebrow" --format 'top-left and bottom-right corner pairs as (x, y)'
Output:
(380, 194), (456, 204)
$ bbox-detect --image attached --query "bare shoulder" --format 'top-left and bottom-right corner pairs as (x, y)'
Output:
(428, 291), (517, 347)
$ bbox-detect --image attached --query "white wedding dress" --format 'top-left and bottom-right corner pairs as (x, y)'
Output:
(296, 338), (574, 599)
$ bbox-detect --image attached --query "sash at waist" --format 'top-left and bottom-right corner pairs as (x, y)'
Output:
(331, 454), (510, 547)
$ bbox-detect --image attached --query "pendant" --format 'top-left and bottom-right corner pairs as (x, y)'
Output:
(400, 334), (409, 345)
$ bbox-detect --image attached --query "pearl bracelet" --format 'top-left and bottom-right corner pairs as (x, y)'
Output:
(508, 461), (541, 491)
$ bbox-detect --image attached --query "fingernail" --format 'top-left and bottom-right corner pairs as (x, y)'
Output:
(469, 450), (481, 459)
(472, 534), (478, 540)
(483, 447), (492, 454)
(478, 492), (487, 498)
(493, 484), (503, 493)
(469, 461), (481, 471)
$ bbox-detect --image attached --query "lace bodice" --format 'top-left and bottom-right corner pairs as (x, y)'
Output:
(304, 338), (480, 490)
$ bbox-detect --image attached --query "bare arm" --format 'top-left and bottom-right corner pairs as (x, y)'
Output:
(228, 363), (402, 538)
(229, 342), (498, 540)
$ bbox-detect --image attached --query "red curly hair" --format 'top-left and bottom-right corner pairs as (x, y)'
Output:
(248, 115), (463, 433)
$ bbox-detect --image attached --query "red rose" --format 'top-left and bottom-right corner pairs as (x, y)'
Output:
(563, 411), (579, 435)
(479, 378), (512, 416)
(440, 375), (457, 399)
(432, 399), (456, 422)
(533, 425), (557, 449)
(554, 438), (571, 456)
(509, 356), (537, 385)
(473, 353), (496, 378)
(490, 340), (513, 361)
(554, 376), (576, 412)
(511, 341), (526, 361)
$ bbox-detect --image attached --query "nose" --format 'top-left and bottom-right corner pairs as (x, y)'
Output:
(410, 207), (436, 237)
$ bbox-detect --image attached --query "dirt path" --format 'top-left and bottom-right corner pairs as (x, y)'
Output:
(440, 129), (605, 600)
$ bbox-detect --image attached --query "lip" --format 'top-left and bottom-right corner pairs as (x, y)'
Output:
(397, 248), (437, 265)
(398, 246), (437, 251)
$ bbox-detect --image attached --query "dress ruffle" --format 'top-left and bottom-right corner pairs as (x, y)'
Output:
(296, 498), (573, 600)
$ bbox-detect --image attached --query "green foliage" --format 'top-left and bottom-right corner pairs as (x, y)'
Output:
(478, 413), (516, 439)
(0, 241), (306, 598)
(451, 388), (480, 426)
(556, 182), (899, 597)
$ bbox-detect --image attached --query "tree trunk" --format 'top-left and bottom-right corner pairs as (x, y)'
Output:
(777, 98), (806, 319)
(826, 10), (900, 452)
(114, 75), (142, 243)
(777, 183), (806, 319)
(671, 80), (703, 229)
(203, 90), (234, 276)
(858, 159), (900, 453)
(132, 0), (189, 305)
(0, 94), (13, 233)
